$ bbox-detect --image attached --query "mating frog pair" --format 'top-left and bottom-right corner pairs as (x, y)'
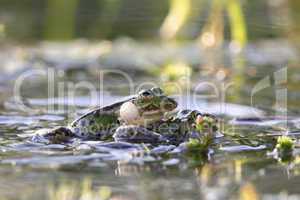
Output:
(33, 87), (218, 145)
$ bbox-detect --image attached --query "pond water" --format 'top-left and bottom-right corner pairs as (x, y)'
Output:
(0, 40), (299, 200)
(1, 0), (300, 199)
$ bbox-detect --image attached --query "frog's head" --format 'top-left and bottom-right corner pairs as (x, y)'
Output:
(120, 87), (177, 125)
(136, 87), (177, 113)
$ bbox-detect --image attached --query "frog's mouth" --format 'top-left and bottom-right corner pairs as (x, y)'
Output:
(141, 105), (163, 116)
(142, 109), (163, 117)
(141, 97), (177, 116)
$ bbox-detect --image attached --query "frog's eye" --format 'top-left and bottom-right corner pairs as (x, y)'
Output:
(151, 87), (163, 95)
(139, 90), (153, 98)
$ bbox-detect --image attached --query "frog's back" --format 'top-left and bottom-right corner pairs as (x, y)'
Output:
(70, 98), (132, 139)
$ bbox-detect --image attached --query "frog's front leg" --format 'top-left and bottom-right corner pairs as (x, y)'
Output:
(113, 125), (168, 144)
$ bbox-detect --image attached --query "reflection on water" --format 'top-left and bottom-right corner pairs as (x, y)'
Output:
(1, 150), (300, 200)
(0, 91), (300, 199)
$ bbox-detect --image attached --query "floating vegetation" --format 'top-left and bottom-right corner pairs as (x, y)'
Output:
(226, 132), (276, 148)
(267, 135), (295, 164)
(275, 136), (294, 156)
(186, 137), (212, 155)
(195, 115), (216, 134)
(185, 137), (212, 167)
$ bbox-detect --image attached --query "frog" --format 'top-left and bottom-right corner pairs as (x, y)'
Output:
(130, 109), (219, 145)
(113, 109), (220, 156)
(32, 87), (178, 144)
(32, 87), (219, 146)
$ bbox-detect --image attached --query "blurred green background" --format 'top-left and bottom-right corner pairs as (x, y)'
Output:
(1, 2), (300, 200)
(0, 0), (299, 43)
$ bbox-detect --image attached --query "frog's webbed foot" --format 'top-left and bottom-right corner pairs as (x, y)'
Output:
(32, 126), (75, 144)
(113, 125), (168, 144)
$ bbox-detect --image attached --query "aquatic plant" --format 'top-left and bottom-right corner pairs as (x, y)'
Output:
(186, 137), (212, 155)
(185, 137), (212, 166)
(198, 0), (247, 49)
(156, 61), (192, 94)
(195, 115), (215, 133)
(227, 132), (276, 148)
(160, 0), (191, 40)
(227, 0), (248, 49)
(198, 0), (224, 48)
(0, 23), (5, 39)
(161, 62), (192, 81)
(275, 135), (294, 155)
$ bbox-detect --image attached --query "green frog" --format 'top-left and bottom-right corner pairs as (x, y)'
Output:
(32, 87), (218, 145)
(141, 110), (218, 145)
(33, 87), (177, 143)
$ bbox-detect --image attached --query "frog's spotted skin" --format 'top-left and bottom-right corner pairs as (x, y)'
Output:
(112, 109), (219, 145)
(38, 87), (177, 143)
(114, 125), (167, 143)
(32, 126), (75, 144)
(70, 100), (125, 139)
(145, 110), (218, 145)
